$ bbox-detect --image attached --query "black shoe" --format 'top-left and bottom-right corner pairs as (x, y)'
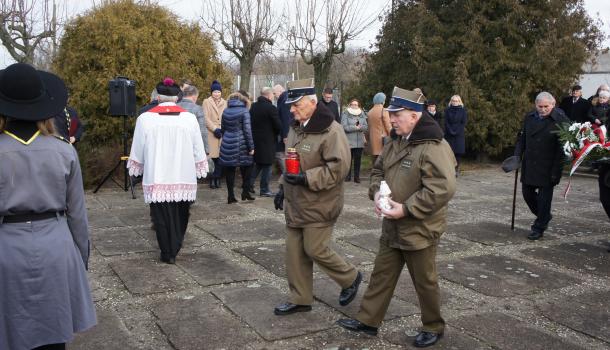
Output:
(260, 191), (275, 197)
(354, 177), (360, 183)
(228, 196), (237, 204)
(339, 271), (362, 306)
(274, 302), (312, 316)
(241, 192), (255, 201)
(413, 331), (443, 347)
(336, 318), (378, 336)
(160, 253), (175, 264)
(527, 231), (543, 240)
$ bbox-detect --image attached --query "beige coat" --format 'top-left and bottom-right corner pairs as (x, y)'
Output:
(283, 103), (350, 228)
(202, 96), (227, 158)
(367, 104), (392, 156)
(369, 114), (456, 250)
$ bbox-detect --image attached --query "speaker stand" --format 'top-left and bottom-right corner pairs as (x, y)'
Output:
(93, 115), (136, 199)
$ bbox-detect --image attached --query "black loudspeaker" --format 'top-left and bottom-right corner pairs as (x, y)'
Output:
(109, 76), (137, 116)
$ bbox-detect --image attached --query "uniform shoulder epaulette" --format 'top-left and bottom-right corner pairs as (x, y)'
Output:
(54, 135), (70, 144)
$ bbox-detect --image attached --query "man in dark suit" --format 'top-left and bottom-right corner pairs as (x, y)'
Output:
(514, 92), (569, 240)
(558, 85), (590, 123)
(250, 87), (281, 196)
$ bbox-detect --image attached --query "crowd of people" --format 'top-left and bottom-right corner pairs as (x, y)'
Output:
(1, 60), (608, 350)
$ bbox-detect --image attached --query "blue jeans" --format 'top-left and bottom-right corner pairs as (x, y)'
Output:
(250, 164), (272, 193)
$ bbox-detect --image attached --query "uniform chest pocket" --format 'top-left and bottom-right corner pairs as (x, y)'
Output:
(400, 158), (414, 171)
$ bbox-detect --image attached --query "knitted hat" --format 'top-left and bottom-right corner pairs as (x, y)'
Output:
(373, 92), (386, 105)
(156, 77), (181, 96)
(211, 80), (222, 93)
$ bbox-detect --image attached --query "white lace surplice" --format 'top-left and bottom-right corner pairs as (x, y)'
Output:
(127, 103), (208, 203)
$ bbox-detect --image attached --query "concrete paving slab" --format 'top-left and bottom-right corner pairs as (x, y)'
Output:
(152, 294), (260, 349)
(212, 285), (336, 341)
(449, 221), (539, 245)
(178, 250), (256, 286)
(189, 202), (250, 220)
(87, 211), (126, 229)
(134, 224), (210, 249)
(93, 193), (146, 209)
(313, 275), (419, 320)
(522, 243), (610, 276)
(90, 228), (154, 256)
(439, 255), (579, 297)
(110, 257), (197, 295)
(538, 290), (610, 343)
(384, 325), (492, 349)
(234, 244), (286, 277)
(337, 210), (382, 230)
(451, 312), (585, 350)
(114, 208), (154, 227)
(339, 231), (380, 253)
(197, 218), (286, 242)
(517, 216), (609, 236)
(70, 309), (138, 350)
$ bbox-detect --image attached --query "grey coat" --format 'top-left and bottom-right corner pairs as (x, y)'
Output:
(341, 110), (368, 149)
(0, 133), (96, 349)
(178, 98), (209, 154)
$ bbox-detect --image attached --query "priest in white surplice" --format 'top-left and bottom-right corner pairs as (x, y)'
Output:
(127, 77), (208, 264)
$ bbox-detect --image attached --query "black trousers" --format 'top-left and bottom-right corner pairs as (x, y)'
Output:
(33, 344), (65, 350)
(225, 165), (252, 198)
(599, 164), (610, 219)
(522, 183), (554, 233)
(347, 148), (363, 179)
(149, 201), (192, 260)
(211, 158), (223, 179)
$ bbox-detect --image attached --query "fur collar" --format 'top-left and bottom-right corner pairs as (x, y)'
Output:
(390, 112), (443, 142)
(292, 102), (335, 133)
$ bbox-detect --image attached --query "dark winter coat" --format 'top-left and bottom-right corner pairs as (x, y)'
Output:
(558, 96), (591, 123)
(588, 102), (610, 126)
(219, 98), (254, 167)
(250, 96), (281, 165)
(429, 110), (443, 132)
(321, 99), (341, 123)
(276, 91), (294, 152)
(444, 105), (467, 155)
(514, 108), (569, 187)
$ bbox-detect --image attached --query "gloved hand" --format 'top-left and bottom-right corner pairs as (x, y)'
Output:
(274, 185), (284, 210)
(501, 156), (521, 173)
(284, 172), (308, 186)
(213, 128), (222, 139)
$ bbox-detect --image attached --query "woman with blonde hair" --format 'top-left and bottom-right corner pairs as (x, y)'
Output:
(0, 63), (96, 350)
(444, 94), (468, 175)
(219, 91), (255, 203)
(341, 98), (368, 183)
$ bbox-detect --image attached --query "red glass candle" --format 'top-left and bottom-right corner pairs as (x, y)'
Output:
(285, 148), (300, 174)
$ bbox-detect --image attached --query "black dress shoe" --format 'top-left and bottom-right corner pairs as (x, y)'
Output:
(336, 318), (378, 336)
(413, 331), (443, 348)
(274, 302), (312, 315)
(241, 192), (255, 201)
(339, 271), (362, 306)
(227, 196), (238, 204)
(527, 231), (543, 240)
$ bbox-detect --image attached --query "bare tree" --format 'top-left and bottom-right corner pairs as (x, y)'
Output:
(201, 0), (282, 94)
(0, 0), (59, 65)
(288, 0), (378, 94)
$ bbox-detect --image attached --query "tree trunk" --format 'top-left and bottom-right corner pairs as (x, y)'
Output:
(313, 59), (332, 96)
(239, 55), (255, 96)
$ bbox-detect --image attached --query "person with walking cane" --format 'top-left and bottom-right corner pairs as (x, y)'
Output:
(511, 92), (569, 240)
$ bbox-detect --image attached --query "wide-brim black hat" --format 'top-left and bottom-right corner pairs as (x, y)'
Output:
(0, 63), (68, 121)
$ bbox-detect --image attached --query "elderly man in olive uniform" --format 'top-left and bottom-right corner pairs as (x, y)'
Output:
(337, 87), (456, 348)
(273, 78), (362, 315)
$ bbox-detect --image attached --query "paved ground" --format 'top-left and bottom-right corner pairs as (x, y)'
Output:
(70, 167), (610, 350)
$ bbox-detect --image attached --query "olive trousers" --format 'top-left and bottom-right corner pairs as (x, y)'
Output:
(357, 242), (445, 334)
(286, 225), (358, 305)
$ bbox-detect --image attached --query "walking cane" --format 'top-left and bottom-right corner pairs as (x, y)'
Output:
(511, 168), (518, 231)
(502, 156), (521, 231)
